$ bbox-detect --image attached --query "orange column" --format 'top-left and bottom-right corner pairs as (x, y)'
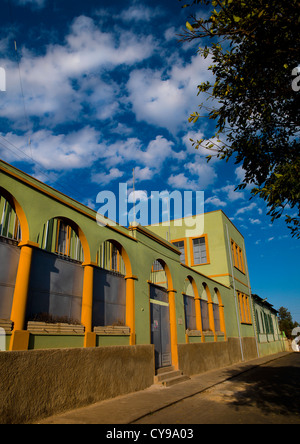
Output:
(125, 275), (138, 345)
(219, 304), (227, 341)
(9, 241), (38, 351)
(168, 289), (178, 369)
(81, 263), (96, 347)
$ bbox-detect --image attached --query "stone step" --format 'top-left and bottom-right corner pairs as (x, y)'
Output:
(154, 366), (191, 387)
(163, 375), (191, 388)
(156, 366), (175, 375)
(154, 370), (182, 384)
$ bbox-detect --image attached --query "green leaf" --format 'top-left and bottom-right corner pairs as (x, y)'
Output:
(186, 21), (194, 32)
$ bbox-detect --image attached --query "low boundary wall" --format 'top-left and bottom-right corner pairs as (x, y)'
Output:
(0, 345), (154, 424)
(178, 337), (259, 376)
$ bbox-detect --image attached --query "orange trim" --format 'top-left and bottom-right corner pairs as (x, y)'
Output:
(208, 273), (231, 278)
(189, 234), (210, 266)
(231, 238), (245, 274)
(237, 291), (252, 325)
(145, 209), (245, 241)
(240, 248), (245, 274)
(0, 161), (137, 243)
(129, 225), (179, 254)
(202, 283), (216, 341)
(10, 245), (34, 334)
(180, 263), (230, 290)
(18, 240), (39, 249)
(0, 187), (30, 242)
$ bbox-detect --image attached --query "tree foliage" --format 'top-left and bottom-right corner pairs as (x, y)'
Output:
(180, 0), (300, 237)
(278, 306), (299, 339)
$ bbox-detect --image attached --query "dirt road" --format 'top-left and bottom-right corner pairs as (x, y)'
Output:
(133, 353), (300, 424)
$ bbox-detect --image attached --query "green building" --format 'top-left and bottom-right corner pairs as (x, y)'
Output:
(0, 159), (287, 372)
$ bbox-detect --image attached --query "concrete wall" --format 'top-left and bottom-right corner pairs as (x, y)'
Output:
(178, 337), (258, 376)
(0, 345), (154, 424)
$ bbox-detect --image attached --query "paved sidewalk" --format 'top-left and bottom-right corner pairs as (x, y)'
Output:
(37, 352), (290, 424)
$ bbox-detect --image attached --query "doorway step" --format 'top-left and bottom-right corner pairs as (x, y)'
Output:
(154, 366), (190, 387)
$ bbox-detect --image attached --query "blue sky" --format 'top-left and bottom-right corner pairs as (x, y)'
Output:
(0, 0), (299, 322)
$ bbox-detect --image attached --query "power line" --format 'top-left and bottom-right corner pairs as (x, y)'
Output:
(7, 0), (32, 156)
(0, 135), (93, 206)
(2, 2), (94, 207)
(14, 39), (32, 153)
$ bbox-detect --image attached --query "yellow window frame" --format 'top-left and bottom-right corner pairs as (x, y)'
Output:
(189, 234), (210, 266)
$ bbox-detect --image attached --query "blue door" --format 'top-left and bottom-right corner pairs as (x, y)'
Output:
(150, 284), (172, 369)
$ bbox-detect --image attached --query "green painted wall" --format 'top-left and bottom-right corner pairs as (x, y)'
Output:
(0, 160), (283, 359)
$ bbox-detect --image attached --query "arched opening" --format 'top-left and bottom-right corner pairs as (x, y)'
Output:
(149, 259), (168, 289)
(38, 217), (85, 263)
(183, 277), (197, 332)
(96, 240), (126, 275)
(25, 217), (89, 327)
(92, 240), (129, 330)
(0, 191), (26, 323)
(0, 187), (29, 242)
(0, 195), (21, 242)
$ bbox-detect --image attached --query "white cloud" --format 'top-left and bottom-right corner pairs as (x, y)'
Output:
(134, 166), (154, 182)
(186, 161), (217, 189)
(182, 131), (225, 163)
(249, 218), (261, 225)
(0, 130), (182, 184)
(128, 190), (149, 203)
(120, 4), (161, 22)
(164, 27), (177, 42)
(167, 173), (199, 191)
(219, 184), (245, 202)
(205, 196), (227, 208)
(235, 165), (246, 182)
(127, 54), (213, 134)
(0, 16), (156, 128)
(103, 135), (178, 172)
(235, 202), (257, 216)
(0, 127), (105, 171)
(91, 168), (123, 186)
(235, 165), (253, 190)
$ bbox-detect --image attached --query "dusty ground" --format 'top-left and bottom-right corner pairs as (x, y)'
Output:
(133, 353), (300, 424)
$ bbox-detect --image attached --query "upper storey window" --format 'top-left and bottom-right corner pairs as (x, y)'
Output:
(231, 239), (245, 273)
(190, 235), (210, 266)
